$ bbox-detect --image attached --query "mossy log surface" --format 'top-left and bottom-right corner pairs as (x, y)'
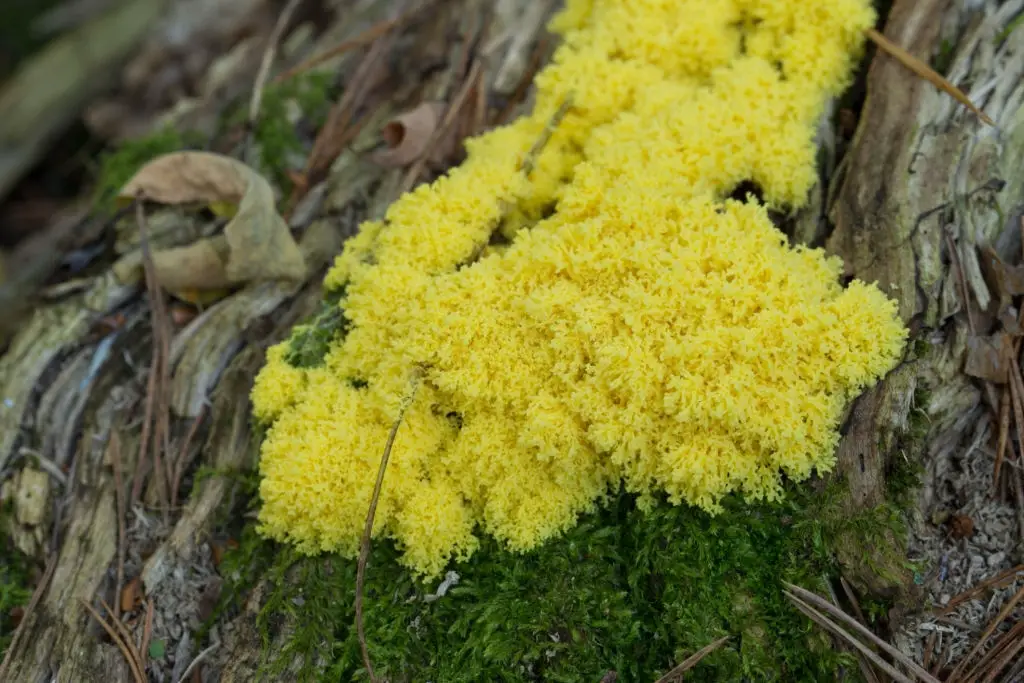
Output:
(2, 0), (1023, 679)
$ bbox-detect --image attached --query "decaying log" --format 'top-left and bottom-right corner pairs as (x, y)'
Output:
(828, 0), (1024, 596)
(5, 0), (1023, 678)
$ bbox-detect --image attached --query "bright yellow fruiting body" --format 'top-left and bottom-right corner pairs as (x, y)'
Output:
(252, 0), (906, 578)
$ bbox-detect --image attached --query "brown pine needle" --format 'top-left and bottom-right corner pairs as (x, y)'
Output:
(355, 368), (422, 683)
(784, 583), (940, 683)
(81, 600), (147, 683)
(653, 636), (730, 683)
(865, 27), (994, 127)
(995, 385), (1011, 489)
(947, 580), (1024, 681)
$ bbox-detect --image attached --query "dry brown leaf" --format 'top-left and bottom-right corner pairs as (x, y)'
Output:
(117, 151), (306, 288)
(965, 331), (1015, 383)
(372, 101), (446, 167)
(120, 576), (141, 613)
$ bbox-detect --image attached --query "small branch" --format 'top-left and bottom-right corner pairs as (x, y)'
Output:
(355, 367), (423, 682)
(865, 27), (993, 126)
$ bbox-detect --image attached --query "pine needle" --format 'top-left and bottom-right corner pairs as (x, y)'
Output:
(865, 27), (994, 127)
(652, 636), (730, 683)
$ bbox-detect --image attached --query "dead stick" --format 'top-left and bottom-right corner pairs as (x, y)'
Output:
(355, 368), (422, 682)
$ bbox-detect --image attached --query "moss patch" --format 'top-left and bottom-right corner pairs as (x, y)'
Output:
(0, 527), (32, 659)
(205, 482), (916, 682)
(92, 128), (202, 211)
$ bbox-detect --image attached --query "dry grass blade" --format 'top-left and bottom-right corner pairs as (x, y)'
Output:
(355, 368), (422, 683)
(175, 642), (218, 683)
(652, 636), (730, 683)
(864, 27), (994, 126)
(0, 553), (56, 679)
(784, 583), (940, 683)
(80, 600), (147, 683)
(946, 581), (1024, 681)
(785, 592), (921, 683)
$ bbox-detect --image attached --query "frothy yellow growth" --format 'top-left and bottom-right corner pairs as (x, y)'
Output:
(253, 0), (906, 578)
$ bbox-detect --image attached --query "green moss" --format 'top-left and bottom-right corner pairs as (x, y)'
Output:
(208, 482), (911, 682)
(0, 524), (32, 659)
(283, 287), (350, 369)
(225, 72), (335, 192)
(92, 128), (200, 212)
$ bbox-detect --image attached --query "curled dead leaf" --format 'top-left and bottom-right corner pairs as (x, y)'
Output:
(371, 101), (445, 167)
(965, 331), (1015, 384)
(117, 151), (306, 290)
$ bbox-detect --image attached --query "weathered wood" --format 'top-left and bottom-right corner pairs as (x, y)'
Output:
(827, 0), (1024, 596)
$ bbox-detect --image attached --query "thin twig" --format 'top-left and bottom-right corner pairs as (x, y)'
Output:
(175, 642), (218, 683)
(247, 0), (304, 165)
(81, 600), (147, 683)
(112, 431), (127, 621)
(865, 27), (993, 126)
(521, 96), (573, 178)
(947, 580), (1024, 681)
(652, 636), (730, 683)
(355, 368), (422, 682)
(0, 553), (57, 679)
(132, 200), (172, 518)
(273, 0), (438, 84)
(784, 583), (940, 682)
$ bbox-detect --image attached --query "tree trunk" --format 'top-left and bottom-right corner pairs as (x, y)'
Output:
(2, 0), (1023, 679)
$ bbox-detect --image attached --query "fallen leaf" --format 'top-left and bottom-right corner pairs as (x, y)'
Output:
(965, 332), (1015, 383)
(949, 514), (975, 540)
(121, 576), (142, 613)
(371, 101), (445, 167)
(117, 151), (306, 289)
